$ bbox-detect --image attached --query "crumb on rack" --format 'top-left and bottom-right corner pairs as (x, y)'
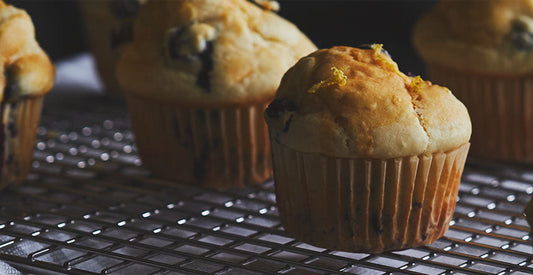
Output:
(308, 66), (348, 94)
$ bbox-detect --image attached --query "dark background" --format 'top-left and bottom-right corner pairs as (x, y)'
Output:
(4, 0), (439, 76)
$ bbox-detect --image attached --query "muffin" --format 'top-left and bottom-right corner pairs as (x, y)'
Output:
(78, 0), (148, 95)
(0, 1), (55, 188)
(265, 45), (471, 253)
(116, 0), (317, 188)
(413, 0), (533, 162)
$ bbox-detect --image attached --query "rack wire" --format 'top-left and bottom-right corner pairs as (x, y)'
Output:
(0, 92), (532, 275)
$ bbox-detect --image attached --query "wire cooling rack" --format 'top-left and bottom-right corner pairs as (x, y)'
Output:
(0, 92), (532, 275)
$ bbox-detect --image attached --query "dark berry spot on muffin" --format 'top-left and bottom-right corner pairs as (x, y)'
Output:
(510, 18), (533, 51)
(380, 48), (391, 58)
(167, 27), (215, 92)
(195, 41), (214, 92)
(282, 115), (293, 132)
(109, 0), (141, 18)
(412, 201), (423, 209)
(3, 83), (16, 100)
(511, 29), (533, 51)
(111, 22), (135, 49)
(167, 27), (189, 60)
(357, 44), (391, 58)
(334, 116), (349, 126)
(265, 98), (297, 118)
(3, 66), (17, 100)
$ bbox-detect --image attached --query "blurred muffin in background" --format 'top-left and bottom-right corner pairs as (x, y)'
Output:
(0, 0), (55, 188)
(413, 0), (533, 162)
(266, 45), (471, 252)
(78, 0), (148, 95)
(116, 0), (316, 188)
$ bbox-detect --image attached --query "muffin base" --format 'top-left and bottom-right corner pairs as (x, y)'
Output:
(0, 96), (44, 189)
(271, 140), (470, 253)
(428, 64), (533, 162)
(126, 94), (272, 188)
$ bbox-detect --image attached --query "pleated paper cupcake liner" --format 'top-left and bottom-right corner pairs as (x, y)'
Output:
(126, 94), (272, 188)
(428, 64), (533, 162)
(271, 139), (470, 253)
(0, 96), (44, 189)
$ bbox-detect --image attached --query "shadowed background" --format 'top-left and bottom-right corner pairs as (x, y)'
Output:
(4, 0), (438, 76)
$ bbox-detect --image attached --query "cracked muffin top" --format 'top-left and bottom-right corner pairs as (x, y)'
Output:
(116, 0), (317, 107)
(0, 0), (54, 102)
(265, 45), (471, 159)
(413, 0), (533, 75)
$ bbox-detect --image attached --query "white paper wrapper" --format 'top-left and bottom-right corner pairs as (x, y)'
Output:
(127, 94), (272, 188)
(428, 64), (533, 162)
(271, 139), (469, 253)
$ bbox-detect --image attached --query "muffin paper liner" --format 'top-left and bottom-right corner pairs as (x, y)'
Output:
(271, 139), (469, 253)
(428, 64), (533, 162)
(0, 96), (44, 189)
(126, 94), (272, 188)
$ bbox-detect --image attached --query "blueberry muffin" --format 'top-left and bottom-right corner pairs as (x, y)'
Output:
(0, 0), (55, 188)
(413, 0), (533, 162)
(116, 0), (316, 188)
(78, 0), (148, 95)
(266, 45), (471, 253)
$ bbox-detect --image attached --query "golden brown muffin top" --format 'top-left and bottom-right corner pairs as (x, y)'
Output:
(0, 1), (54, 102)
(413, 0), (533, 74)
(116, 0), (317, 106)
(265, 45), (471, 159)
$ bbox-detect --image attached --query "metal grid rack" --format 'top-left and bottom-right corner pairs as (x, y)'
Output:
(0, 93), (532, 275)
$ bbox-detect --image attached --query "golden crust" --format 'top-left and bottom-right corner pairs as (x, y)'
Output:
(0, 1), (54, 101)
(265, 46), (472, 159)
(116, 0), (317, 106)
(413, 0), (533, 74)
